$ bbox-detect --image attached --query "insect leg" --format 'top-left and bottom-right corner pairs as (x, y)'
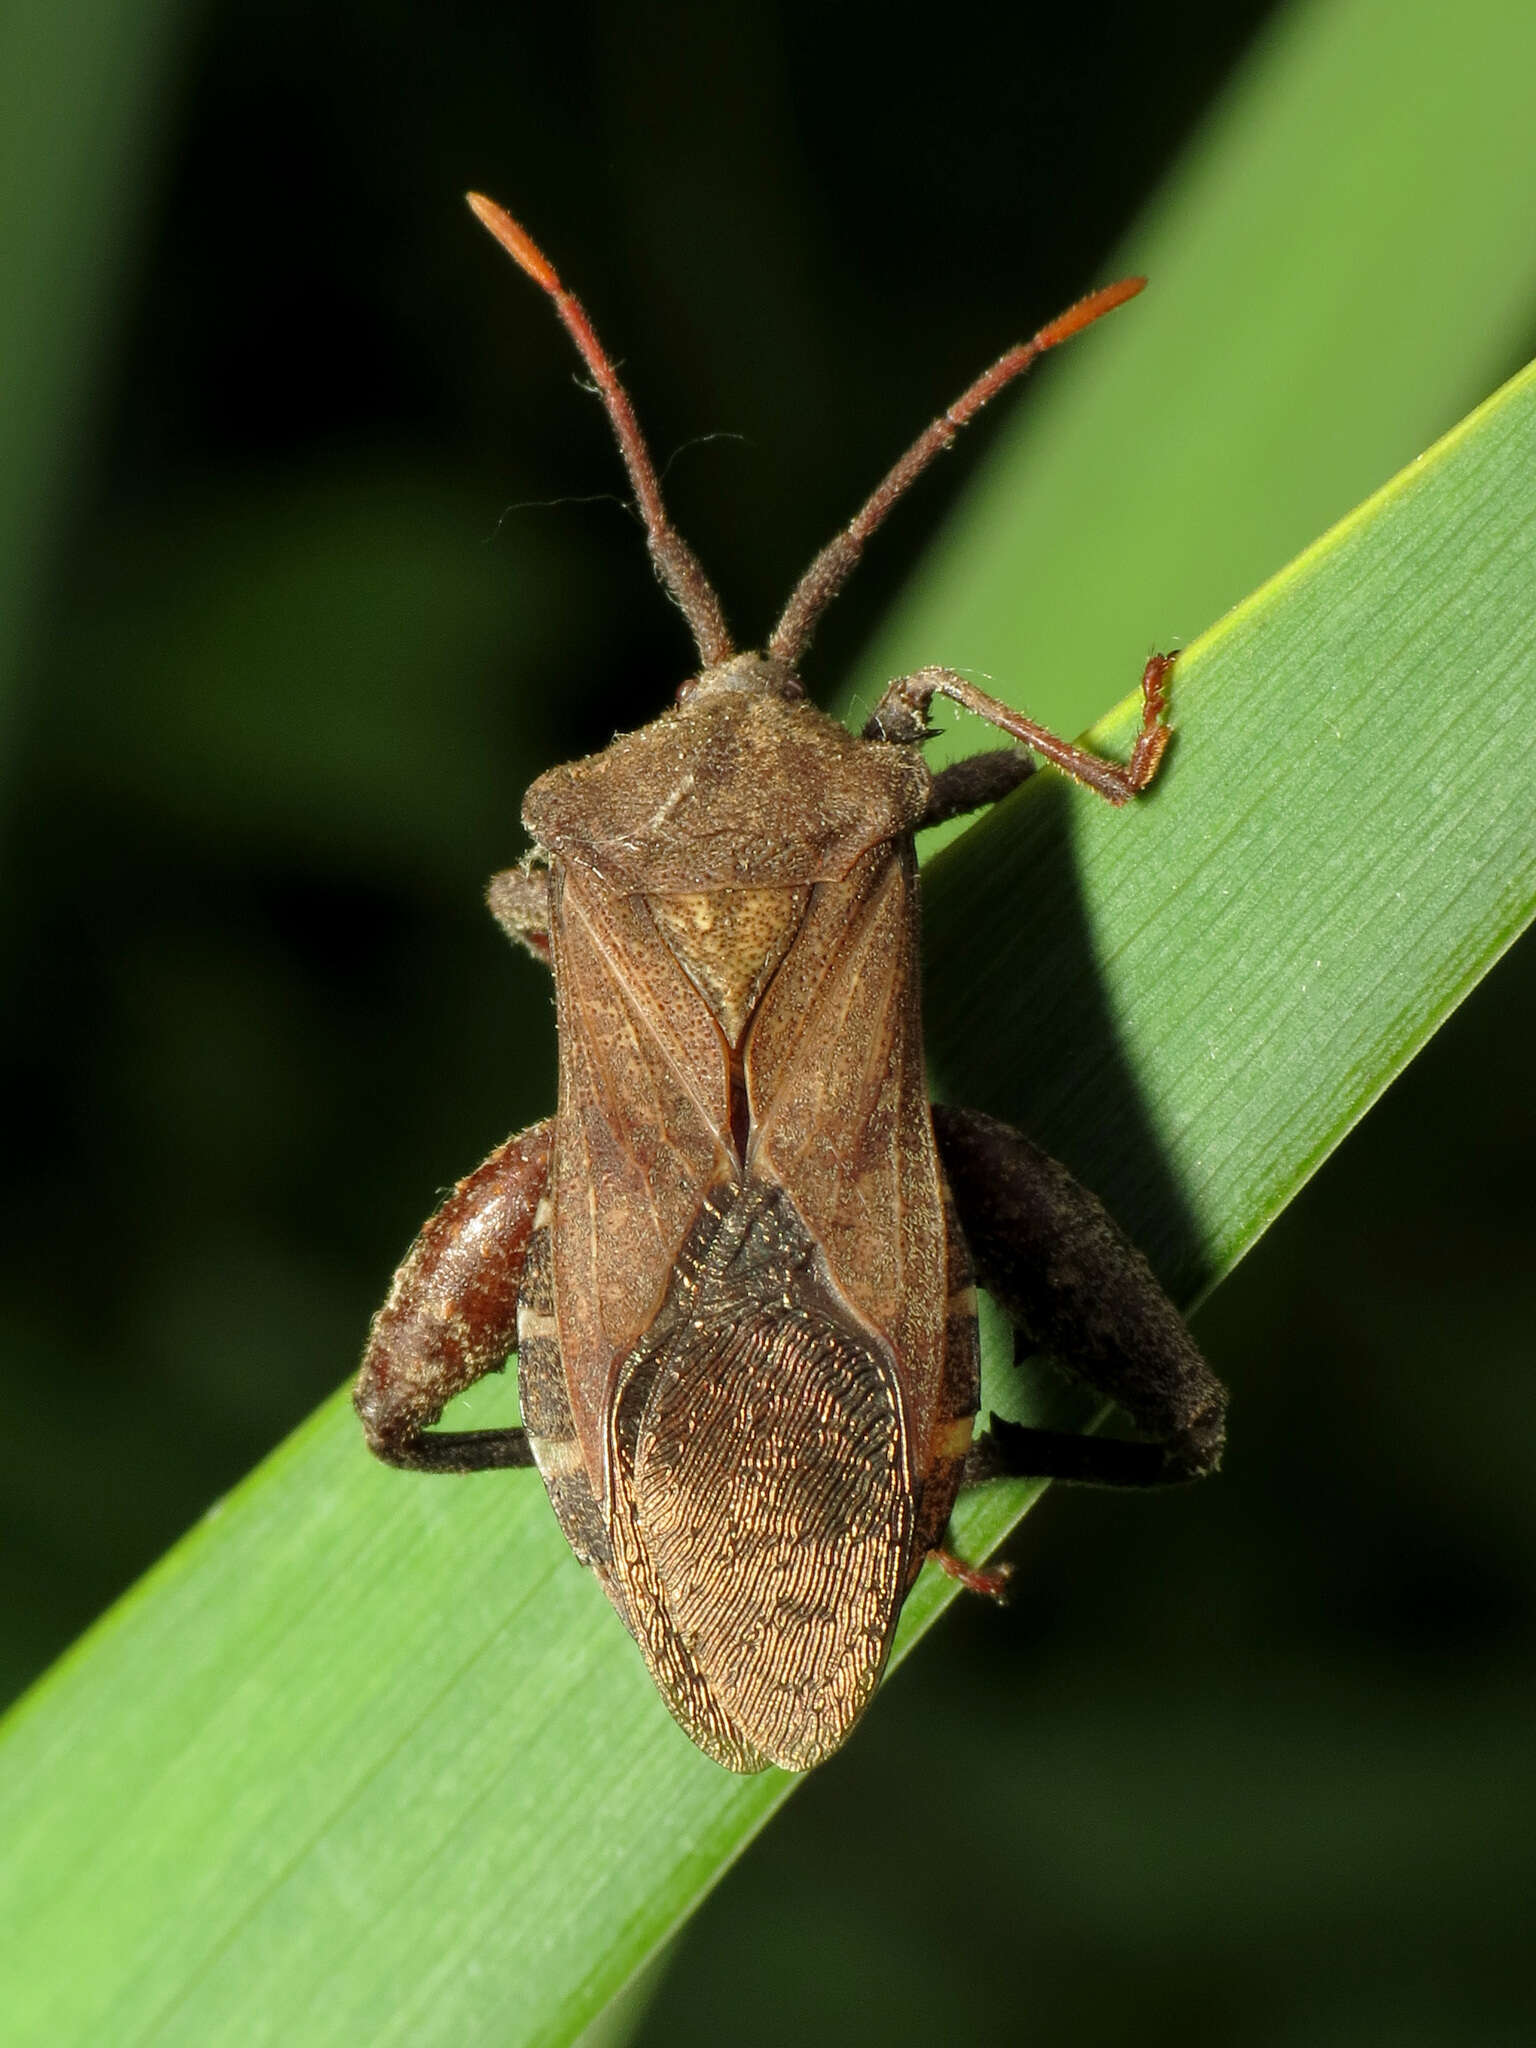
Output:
(487, 865), (552, 967)
(866, 653), (1175, 807)
(354, 1119), (553, 1473)
(932, 1104), (1226, 1488)
(933, 1546), (1013, 1600)
(918, 748), (1036, 829)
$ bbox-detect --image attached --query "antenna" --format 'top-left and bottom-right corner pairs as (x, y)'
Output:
(768, 277), (1145, 668)
(467, 194), (735, 668)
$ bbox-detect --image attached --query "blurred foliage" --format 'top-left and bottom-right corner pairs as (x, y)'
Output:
(1, 1), (1533, 2044)
(0, 0), (189, 758)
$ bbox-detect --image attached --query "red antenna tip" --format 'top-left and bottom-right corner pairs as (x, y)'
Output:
(1036, 274), (1146, 349)
(466, 192), (562, 294)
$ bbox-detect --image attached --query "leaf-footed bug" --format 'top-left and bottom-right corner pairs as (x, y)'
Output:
(354, 196), (1227, 1774)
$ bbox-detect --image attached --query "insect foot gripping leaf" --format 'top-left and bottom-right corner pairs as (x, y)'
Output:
(353, 195), (1228, 1775)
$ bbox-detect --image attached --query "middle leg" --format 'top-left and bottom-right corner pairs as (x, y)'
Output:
(354, 1119), (553, 1473)
(919, 747), (1036, 830)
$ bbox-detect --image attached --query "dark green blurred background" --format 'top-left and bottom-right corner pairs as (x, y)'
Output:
(3, 2), (1532, 2043)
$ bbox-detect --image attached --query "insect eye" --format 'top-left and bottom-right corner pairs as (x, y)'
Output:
(676, 677), (700, 705)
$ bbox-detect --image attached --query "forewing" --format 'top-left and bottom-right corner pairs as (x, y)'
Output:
(745, 841), (952, 1474)
(548, 858), (736, 1489)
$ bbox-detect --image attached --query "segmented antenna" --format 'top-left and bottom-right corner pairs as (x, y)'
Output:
(467, 194), (735, 668)
(768, 276), (1146, 668)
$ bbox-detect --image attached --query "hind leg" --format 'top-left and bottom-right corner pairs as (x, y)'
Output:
(932, 1104), (1226, 1489)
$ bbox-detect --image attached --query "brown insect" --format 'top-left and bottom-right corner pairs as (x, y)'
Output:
(354, 196), (1227, 1774)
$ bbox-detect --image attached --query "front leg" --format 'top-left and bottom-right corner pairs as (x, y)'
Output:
(354, 1119), (553, 1472)
(933, 1104), (1226, 1488)
(868, 654), (1175, 808)
(487, 863), (552, 966)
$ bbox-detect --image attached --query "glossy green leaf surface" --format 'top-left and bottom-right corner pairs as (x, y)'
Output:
(4, 1), (1535, 2041)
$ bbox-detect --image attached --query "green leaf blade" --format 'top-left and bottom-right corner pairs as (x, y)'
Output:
(0, 1406), (787, 2046)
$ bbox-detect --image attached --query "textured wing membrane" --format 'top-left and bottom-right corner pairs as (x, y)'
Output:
(609, 1183), (912, 1773)
(637, 1311), (909, 1771)
(746, 841), (952, 1474)
(548, 861), (736, 1487)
